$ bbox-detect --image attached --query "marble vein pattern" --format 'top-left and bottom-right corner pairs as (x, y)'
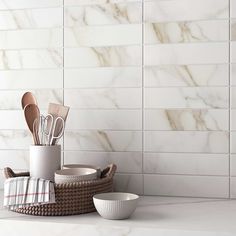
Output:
(0, 90), (62, 110)
(0, 0), (63, 10)
(145, 20), (228, 44)
(65, 3), (142, 26)
(64, 67), (142, 88)
(65, 46), (141, 67)
(0, 49), (63, 69)
(64, 130), (142, 152)
(145, 0), (229, 22)
(65, 24), (141, 47)
(144, 153), (228, 176)
(145, 43), (228, 65)
(144, 175), (229, 198)
(144, 65), (228, 87)
(0, 8), (62, 30)
(144, 131), (229, 153)
(64, 151), (142, 173)
(145, 88), (228, 109)
(64, 88), (142, 109)
(0, 29), (63, 49)
(144, 109), (228, 131)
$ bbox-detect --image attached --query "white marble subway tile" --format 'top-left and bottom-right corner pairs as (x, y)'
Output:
(0, 8), (62, 30)
(232, 0), (236, 18)
(64, 130), (142, 151)
(65, 46), (141, 68)
(230, 132), (236, 153)
(64, 151), (142, 173)
(64, 24), (141, 47)
(144, 0), (228, 22)
(0, 130), (32, 149)
(64, 67), (141, 88)
(230, 154), (236, 176)
(145, 20), (228, 44)
(0, 29), (62, 49)
(232, 20), (236, 41)
(64, 88), (142, 109)
(0, 0), (62, 10)
(65, 3), (141, 26)
(230, 110), (236, 131)
(0, 150), (29, 169)
(0, 70), (63, 89)
(64, 0), (141, 6)
(144, 109), (228, 131)
(230, 177), (236, 198)
(0, 90), (62, 110)
(145, 65), (229, 87)
(145, 88), (228, 109)
(66, 110), (142, 130)
(0, 49), (62, 70)
(232, 64), (236, 86)
(144, 175), (229, 198)
(144, 131), (229, 153)
(232, 42), (236, 63)
(114, 174), (143, 195)
(145, 43), (229, 65)
(144, 153), (229, 176)
(230, 87), (236, 108)
(0, 111), (26, 129)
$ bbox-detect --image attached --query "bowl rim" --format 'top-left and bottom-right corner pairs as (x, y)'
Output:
(63, 164), (100, 170)
(93, 192), (139, 201)
(55, 167), (97, 177)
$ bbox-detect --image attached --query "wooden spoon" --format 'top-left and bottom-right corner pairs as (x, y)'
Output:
(21, 92), (37, 109)
(24, 104), (40, 145)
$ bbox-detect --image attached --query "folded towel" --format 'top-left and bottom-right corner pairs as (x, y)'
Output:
(4, 176), (55, 210)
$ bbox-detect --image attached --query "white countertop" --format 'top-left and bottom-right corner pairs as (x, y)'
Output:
(0, 191), (236, 236)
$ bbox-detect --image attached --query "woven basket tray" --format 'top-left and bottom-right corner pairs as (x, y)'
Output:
(3, 164), (117, 216)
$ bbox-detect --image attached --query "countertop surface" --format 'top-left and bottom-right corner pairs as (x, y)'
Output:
(0, 191), (236, 236)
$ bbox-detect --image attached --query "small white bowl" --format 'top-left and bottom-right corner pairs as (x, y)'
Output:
(93, 192), (139, 220)
(55, 168), (97, 184)
(63, 164), (101, 178)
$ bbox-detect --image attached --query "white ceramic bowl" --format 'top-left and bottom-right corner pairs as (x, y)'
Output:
(62, 164), (101, 178)
(55, 168), (97, 184)
(93, 192), (139, 220)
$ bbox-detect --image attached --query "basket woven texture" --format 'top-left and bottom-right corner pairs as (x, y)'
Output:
(3, 164), (117, 216)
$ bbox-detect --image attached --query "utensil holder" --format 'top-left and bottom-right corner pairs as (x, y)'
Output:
(30, 145), (61, 181)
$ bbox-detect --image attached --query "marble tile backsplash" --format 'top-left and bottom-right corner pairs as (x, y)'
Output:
(0, 0), (235, 198)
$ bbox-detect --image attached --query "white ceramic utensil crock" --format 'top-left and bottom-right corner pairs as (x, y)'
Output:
(30, 145), (61, 181)
(93, 192), (139, 220)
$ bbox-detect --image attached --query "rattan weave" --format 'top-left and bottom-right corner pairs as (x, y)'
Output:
(3, 164), (116, 216)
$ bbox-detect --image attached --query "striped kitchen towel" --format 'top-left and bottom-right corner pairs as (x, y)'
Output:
(4, 176), (55, 210)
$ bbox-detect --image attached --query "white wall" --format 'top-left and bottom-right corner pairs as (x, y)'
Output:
(0, 0), (235, 198)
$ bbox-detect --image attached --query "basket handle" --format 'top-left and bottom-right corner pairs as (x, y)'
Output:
(101, 164), (117, 179)
(4, 167), (30, 179)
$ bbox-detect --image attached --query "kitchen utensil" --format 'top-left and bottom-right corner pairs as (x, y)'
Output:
(63, 164), (101, 178)
(42, 114), (65, 145)
(93, 192), (139, 220)
(21, 92), (37, 109)
(54, 168), (97, 184)
(47, 103), (69, 145)
(24, 104), (40, 145)
(48, 103), (70, 122)
(30, 145), (61, 181)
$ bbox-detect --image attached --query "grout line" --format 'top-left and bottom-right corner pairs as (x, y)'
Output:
(229, 0), (231, 198)
(142, 0), (145, 195)
(62, 0), (65, 164)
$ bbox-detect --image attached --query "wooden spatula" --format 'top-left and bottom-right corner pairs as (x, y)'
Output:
(24, 104), (40, 145)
